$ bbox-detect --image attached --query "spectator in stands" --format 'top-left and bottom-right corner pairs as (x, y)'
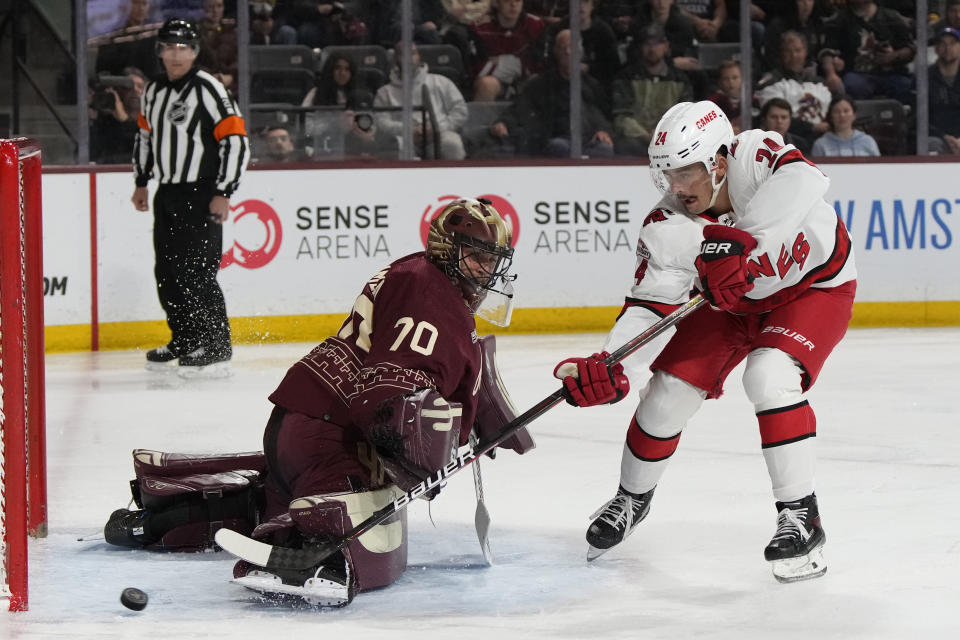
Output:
(293, 1), (366, 49)
(304, 53), (373, 107)
(302, 54), (383, 158)
(374, 41), (469, 159)
(250, 2), (298, 45)
(928, 27), (960, 155)
(758, 97), (811, 155)
(437, 1), (490, 82)
(90, 67), (146, 164)
(819, 0), (915, 104)
(636, 0), (699, 72)
(931, 0), (960, 39)
(595, 1), (642, 65)
(763, 0), (835, 70)
(525, 0), (566, 23)
(811, 94), (881, 157)
(473, 0), (546, 101)
(488, 29), (613, 157)
(91, 0), (162, 78)
(545, 0), (621, 94)
(675, 0), (727, 43)
(610, 22), (693, 157)
(197, 0), (238, 94)
(707, 59), (743, 132)
(755, 30), (833, 142)
(260, 125), (309, 162)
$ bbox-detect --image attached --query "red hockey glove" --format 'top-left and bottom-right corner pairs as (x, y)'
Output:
(553, 351), (630, 407)
(695, 225), (758, 310)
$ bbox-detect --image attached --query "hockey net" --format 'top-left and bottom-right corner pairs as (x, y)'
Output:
(0, 138), (48, 612)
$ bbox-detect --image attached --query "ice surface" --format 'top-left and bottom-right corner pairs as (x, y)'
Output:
(3, 329), (959, 639)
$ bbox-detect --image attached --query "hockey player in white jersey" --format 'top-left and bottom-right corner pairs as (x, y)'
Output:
(553, 100), (856, 582)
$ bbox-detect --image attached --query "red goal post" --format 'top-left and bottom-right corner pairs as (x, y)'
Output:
(0, 138), (48, 612)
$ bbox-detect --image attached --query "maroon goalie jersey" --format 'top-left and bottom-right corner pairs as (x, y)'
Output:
(269, 253), (483, 447)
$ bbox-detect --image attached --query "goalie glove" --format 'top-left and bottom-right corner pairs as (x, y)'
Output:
(365, 389), (462, 496)
(553, 351), (630, 407)
(695, 224), (757, 310)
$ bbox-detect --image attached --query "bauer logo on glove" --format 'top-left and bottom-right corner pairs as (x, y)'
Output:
(695, 224), (758, 310)
(553, 351), (630, 407)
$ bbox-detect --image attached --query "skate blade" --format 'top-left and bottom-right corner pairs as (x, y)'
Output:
(770, 544), (827, 583)
(177, 362), (232, 379)
(586, 544), (613, 562)
(145, 361), (176, 372)
(234, 573), (349, 607)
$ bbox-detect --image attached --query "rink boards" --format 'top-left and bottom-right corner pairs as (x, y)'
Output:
(39, 161), (960, 351)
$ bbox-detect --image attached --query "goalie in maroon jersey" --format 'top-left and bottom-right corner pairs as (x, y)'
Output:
(105, 197), (534, 607)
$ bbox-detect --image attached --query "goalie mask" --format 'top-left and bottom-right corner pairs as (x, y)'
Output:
(648, 100), (734, 210)
(427, 198), (516, 326)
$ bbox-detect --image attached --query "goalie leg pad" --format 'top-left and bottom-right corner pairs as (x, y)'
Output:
(475, 335), (535, 454)
(105, 469), (263, 551)
(132, 449), (266, 479)
(288, 486), (408, 592)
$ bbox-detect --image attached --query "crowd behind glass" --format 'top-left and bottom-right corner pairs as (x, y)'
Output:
(86, 0), (960, 163)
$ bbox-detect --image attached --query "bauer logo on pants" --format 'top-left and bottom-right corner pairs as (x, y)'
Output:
(420, 194), (521, 248)
(220, 199), (283, 270)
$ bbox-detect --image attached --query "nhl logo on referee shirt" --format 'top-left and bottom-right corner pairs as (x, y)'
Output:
(167, 100), (189, 125)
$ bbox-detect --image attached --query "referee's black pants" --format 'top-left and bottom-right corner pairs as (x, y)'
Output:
(152, 182), (231, 358)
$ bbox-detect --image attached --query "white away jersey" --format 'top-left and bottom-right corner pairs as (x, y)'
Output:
(603, 129), (856, 380)
(723, 129), (856, 309)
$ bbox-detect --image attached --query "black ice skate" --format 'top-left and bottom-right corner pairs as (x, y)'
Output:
(145, 344), (180, 371)
(764, 493), (827, 583)
(586, 485), (655, 561)
(103, 508), (158, 548)
(177, 346), (232, 379)
(232, 552), (353, 607)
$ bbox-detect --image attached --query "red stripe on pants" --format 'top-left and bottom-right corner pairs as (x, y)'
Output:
(758, 402), (817, 448)
(626, 416), (681, 461)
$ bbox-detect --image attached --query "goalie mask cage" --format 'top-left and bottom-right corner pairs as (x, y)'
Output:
(0, 138), (48, 612)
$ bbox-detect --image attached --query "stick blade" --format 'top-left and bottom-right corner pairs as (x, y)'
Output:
(475, 501), (493, 565)
(216, 528), (273, 566)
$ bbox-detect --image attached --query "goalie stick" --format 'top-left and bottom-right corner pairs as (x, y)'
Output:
(216, 295), (707, 571)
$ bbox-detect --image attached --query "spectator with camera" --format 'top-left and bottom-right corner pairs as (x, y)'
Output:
(303, 54), (385, 159)
(89, 67), (146, 164)
(374, 41), (468, 159)
(249, 2), (298, 45)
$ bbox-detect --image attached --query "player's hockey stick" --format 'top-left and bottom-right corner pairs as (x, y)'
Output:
(216, 295), (707, 571)
(469, 432), (494, 565)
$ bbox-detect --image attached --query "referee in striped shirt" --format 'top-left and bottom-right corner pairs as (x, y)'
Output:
(131, 18), (249, 376)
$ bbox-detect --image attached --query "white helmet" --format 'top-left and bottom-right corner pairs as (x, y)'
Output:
(648, 100), (734, 208)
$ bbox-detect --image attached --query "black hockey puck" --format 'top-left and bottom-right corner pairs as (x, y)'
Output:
(120, 587), (148, 611)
